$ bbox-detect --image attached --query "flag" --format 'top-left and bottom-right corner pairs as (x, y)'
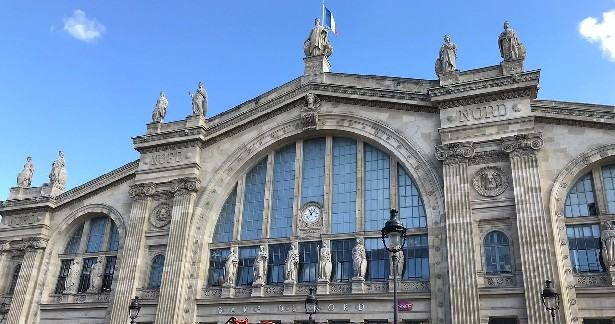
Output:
(325, 7), (336, 34)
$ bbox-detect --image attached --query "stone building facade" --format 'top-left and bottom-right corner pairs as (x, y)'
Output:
(1, 21), (615, 324)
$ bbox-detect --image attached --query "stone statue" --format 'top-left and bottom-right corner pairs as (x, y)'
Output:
(151, 90), (169, 123)
(352, 238), (367, 279)
(318, 242), (332, 282)
(435, 35), (457, 76)
(64, 258), (82, 294)
(49, 151), (67, 188)
(17, 156), (35, 188)
(87, 256), (105, 293)
(498, 21), (526, 62)
(224, 247), (239, 286)
(188, 82), (208, 117)
(601, 222), (615, 268)
(302, 92), (321, 131)
(304, 18), (333, 58)
(253, 245), (268, 285)
(389, 249), (404, 279)
(285, 243), (299, 283)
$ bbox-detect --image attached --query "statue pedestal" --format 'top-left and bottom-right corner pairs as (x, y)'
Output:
(41, 183), (65, 197)
(437, 70), (460, 86)
(351, 277), (365, 294)
(609, 269), (615, 286)
(316, 280), (330, 294)
(251, 283), (265, 297)
(147, 122), (162, 134)
(185, 114), (207, 128)
(221, 285), (235, 298)
(9, 186), (47, 200)
(283, 281), (296, 296)
(501, 59), (524, 75)
(304, 55), (330, 76)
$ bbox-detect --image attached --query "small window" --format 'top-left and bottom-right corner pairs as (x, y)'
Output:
(405, 234), (430, 280)
(298, 242), (319, 283)
(484, 231), (512, 275)
(365, 238), (389, 281)
(65, 224), (84, 254)
(55, 259), (73, 294)
(7, 264), (21, 295)
(102, 256), (117, 291)
(567, 224), (604, 273)
(331, 239), (355, 282)
(237, 246), (259, 286)
(86, 217), (108, 253)
(207, 248), (229, 287)
(267, 244), (290, 285)
(148, 255), (165, 289)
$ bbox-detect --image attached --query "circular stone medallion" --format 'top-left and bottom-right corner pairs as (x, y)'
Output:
(151, 204), (172, 228)
(472, 166), (509, 197)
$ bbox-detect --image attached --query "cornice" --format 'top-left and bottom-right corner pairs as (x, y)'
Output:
(532, 100), (615, 128)
(437, 88), (532, 109)
(428, 70), (540, 98)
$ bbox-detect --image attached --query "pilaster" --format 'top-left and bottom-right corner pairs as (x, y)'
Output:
(108, 183), (153, 324)
(501, 133), (558, 324)
(154, 177), (200, 324)
(435, 141), (481, 324)
(0, 242), (10, 294)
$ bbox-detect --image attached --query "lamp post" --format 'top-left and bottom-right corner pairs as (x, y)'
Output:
(128, 296), (141, 324)
(381, 209), (407, 324)
(0, 302), (9, 323)
(305, 287), (319, 324)
(541, 280), (561, 323)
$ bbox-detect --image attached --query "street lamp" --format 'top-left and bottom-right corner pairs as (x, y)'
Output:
(381, 209), (407, 324)
(128, 296), (141, 324)
(541, 280), (560, 322)
(305, 287), (319, 323)
(0, 302), (9, 323)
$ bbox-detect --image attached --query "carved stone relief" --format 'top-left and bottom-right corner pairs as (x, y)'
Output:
(150, 203), (172, 228)
(472, 166), (509, 197)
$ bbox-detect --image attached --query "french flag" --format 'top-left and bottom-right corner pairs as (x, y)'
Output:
(325, 7), (337, 34)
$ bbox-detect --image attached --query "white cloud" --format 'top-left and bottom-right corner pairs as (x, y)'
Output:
(63, 9), (105, 42)
(579, 10), (615, 62)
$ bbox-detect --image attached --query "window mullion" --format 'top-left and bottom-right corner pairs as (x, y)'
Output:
(100, 218), (113, 252)
(233, 177), (246, 241)
(591, 167), (608, 216)
(263, 152), (275, 238)
(292, 140), (304, 237)
(390, 158), (399, 211)
(324, 136), (333, 233)
(356, 141), (365, 232)
(78, 220), (92, 253)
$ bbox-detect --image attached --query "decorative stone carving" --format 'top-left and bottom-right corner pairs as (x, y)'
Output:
(301, 93), (321, 131)
(49, 150), (68, 189)
(152, 90), (169, 123)
(435, 142), (475, 164)
(17, 156), (35, 188)
(129, 182), (157, 199)
(150, 203), (172, 228)
(318, 242), (332, 282)
(13, 237), (48, 251)
(304, 18), (333, 58)
(502, 133), (543, 156)
(472, 166), (509, 197)
(88, 256), (105, 293)
(435, 34), (458, 76)
(389, 249), (404, 279)
(224, 247), (239, 287)
(188, 82), (207, 117)
(285, 242), (299, 283)
(352, 238), (367, 279)
(171, 177), (201, 196)
(253, 245), (268, 286)
(484, 275), (516, 288)
(601, 221), (615, 268)
(575, 274), (612, 287)
(297, 201), (324, 237)
(64, 258), (82, 294)
(498, 21), (526, 62)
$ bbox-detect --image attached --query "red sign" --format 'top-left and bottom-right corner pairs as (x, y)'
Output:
(398, 300), (413, 312)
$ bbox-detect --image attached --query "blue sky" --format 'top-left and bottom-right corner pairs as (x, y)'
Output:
(1, 0), (615, 200)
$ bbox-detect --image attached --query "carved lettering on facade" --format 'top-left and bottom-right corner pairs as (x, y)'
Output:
(150, 151), (182, 166)
(214, 303), (366, 315)
(457, 104), (507, 123)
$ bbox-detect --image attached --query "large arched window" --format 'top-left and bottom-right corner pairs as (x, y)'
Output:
(148, 255), (165, 289)
(55, 215), (120, 294)
(208, 137), (429, 288)
(483, 231), (512, 275)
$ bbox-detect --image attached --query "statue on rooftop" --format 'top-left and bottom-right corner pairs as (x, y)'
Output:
(435, 35), (457, 76)
(152, 90), (168, 123)
(188, 82), (207, 117)
(498, 21), (526, 62)
(49, 151), (67, 188)
(304, 18), (333, 58)
(17, 156), (35, 188)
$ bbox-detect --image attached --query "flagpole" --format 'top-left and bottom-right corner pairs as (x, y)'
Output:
(322, 0), (325, 27)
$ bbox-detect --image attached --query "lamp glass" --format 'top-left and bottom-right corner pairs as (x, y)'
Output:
(388, 231), (401, 250)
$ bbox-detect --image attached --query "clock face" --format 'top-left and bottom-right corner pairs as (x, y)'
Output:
(302, 205), (321, 223)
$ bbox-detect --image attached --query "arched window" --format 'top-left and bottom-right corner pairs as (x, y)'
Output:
(55, 215), (120, 294)
(148, 255), (165, 289)
(210, 137), (429, 287)
(7, 264), (21, 295)
(564, 173), (596, 217)
(484, 231), (512, 275)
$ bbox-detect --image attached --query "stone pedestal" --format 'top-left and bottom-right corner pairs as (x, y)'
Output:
(501, 59), (524, 75)
(40, 183), (64, 197)
(186, 114), (207, 128)
(316, 280), (330, 295)
(147, 122), (162, 134)
(351, 277), (365, 294)
(304, 55), (330, 75)
(251, 283), (265, 297)
(283, 281), (296, 296)
(437, 70), (459, 86)
(221, 286), (235, 298)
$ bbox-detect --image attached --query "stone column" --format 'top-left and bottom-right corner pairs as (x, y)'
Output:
(502, 133), (555, 324)
(5, 238), (47, 324)
(154, 178), (199, 323)
(435, 142), (481, 324)
(108, 183), (154, 324)
(0, 241), (10, 294)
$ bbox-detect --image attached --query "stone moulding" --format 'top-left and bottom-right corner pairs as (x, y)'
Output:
(428, 70), (540, 98)
(574, 274), (612, 288)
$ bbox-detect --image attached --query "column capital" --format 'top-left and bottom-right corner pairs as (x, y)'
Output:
(4, 237), (48, 252)
(171, 177), (200, 197)
(502, 132), (543, 157)
(129, 182), (156, 199)
(435, 141), (475, 164)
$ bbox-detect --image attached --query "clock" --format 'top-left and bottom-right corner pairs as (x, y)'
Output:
(301, 203), (321, 224)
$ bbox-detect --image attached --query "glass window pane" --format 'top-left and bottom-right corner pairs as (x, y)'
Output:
(331, 138), (357, 234)
(102, 256), (117, 292)
(270, 145), (296, 238)
(65, 224), (84, 254)
(301, 138), (326, 206)
(398, 165), (426, 229)
(267, 244), (290, 284)
(55, 259), (73, 294)
(603, 165), (615, 213)
(108, 221), (120, 252)
(364, 144), (390, 231)
(213, 186), (237, 243)
(331, 239), (355, 282)
(405, 235), (430, 280)
(86, 217), (108, 253)
(483, 231), (512, 274)
(79, 257), (98, 292)
(365, 238), (389, 281)
(148, 255), (165, 289)
(566, 224), (604, 273)
(208, 248), (230, 287)
(299, 242), (319, 283)
(564, 173), (596, 217)
(241, 159), (267, 241)
(237, 246), (259, 286)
